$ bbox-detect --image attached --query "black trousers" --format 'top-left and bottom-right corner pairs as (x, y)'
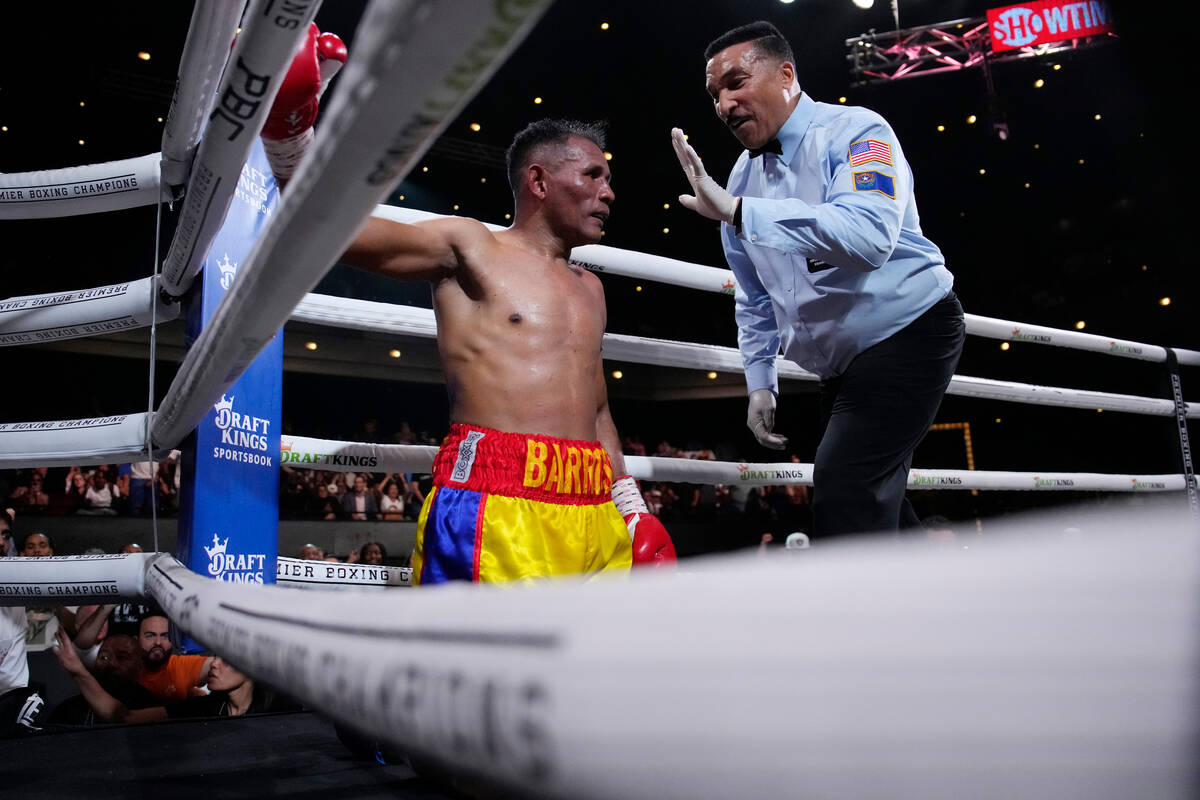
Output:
(813, 292), (965, 537)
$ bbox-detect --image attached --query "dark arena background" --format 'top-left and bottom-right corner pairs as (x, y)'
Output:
(0, 2), (1194, 797)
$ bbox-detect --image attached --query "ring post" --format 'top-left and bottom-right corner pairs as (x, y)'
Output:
(175, 142), (282, 651)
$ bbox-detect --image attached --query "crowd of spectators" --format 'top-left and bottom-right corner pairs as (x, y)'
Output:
(1, 509), (299, 735)
(620, 436), (813, 540)
(2, 456), (181, 519)
(0, 425), (820, 539)
(279, 468), (428, 521)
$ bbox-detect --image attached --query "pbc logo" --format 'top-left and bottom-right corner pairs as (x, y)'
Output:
(216, 253), (237, 290)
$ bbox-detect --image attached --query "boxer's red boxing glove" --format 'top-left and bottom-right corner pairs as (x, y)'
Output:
(261, 24), (347, 182)
(262, 23), (322, 141)
(611, 475), (677, 567)
(316, 32), (347, 98)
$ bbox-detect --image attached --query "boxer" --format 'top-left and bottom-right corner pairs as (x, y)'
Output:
(260, 41), (675, 582)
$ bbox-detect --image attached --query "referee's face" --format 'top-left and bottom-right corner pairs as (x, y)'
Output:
(705, 42), (796, 150)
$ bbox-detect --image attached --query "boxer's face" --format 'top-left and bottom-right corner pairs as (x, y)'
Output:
(541, 137), (614, 246)
(706, 42), (797, 150)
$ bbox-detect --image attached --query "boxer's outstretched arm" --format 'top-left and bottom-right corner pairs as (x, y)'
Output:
(340, 216), (489, 282)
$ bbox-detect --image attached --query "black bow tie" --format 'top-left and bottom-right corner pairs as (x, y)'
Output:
(748, 139), (782, 158)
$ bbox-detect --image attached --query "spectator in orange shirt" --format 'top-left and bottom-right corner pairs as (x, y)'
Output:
(135, 615), (212, 703)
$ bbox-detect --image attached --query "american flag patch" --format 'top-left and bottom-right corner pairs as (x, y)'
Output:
(848, 139), (893, 166)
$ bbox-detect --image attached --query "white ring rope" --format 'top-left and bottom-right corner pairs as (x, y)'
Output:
(282, 434), (439, 473)
(0, 413), (156, 468)
(372, 204), (743, 295)
(0, 154), (163, 220)
(1, 508), (1197, 798)
(159, 0), (322, 296)
(0, 553), (153, 606)
(276, 555), (412, 589)
(150, 0), (555, 451)
(3, 281), (1192, 420)
(0, 553), (407, 605)
(291, 295), (1196, 418)
(374, 207), (1200, 368)
(1, 424), (1184, 492)
(278, 435), (1186, 493)
(0, 277), (179, 346)
(159, 0), (246, 192)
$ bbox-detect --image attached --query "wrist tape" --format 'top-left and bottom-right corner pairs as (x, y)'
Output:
(611, 475), (648, 517)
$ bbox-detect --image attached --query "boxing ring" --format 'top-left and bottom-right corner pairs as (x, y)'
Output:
(2, 1), (1198, 797)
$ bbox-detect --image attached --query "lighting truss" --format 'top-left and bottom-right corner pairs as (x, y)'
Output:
(846, 17), (1117, 86)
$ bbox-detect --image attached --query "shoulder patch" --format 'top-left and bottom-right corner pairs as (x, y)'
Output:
(853, 171), (896, 198)
(848, 139), (893, 167)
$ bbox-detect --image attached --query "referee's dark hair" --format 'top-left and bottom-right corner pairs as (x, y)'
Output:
(704, 21), (794, 66)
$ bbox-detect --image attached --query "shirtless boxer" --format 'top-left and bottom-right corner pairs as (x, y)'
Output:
(336, 120), (675, 583)
(260, 31), (675, 582)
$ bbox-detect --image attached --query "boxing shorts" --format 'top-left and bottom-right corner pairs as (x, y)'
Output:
(413, 424), (632, 584)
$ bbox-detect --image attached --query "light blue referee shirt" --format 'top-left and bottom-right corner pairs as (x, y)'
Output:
(723, 92), (954, 389)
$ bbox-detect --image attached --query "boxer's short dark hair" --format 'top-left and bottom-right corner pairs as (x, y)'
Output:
(704, 21), (794, 65)
(506, 119), (607, 195)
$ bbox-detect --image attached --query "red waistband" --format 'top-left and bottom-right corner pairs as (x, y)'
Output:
(433, 423), (614, 505)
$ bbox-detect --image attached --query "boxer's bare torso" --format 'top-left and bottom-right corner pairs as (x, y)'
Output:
(341, 136), (614, 442)
(432, 224), (607, 441)
(336, 130), (677, 565)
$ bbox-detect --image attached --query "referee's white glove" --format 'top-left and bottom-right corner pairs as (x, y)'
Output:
(671, 128), (739, 224)
(748, 388), (788, 450)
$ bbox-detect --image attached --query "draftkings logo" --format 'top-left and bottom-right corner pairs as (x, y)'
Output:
(910, 471), (963, 487)
(216, 253), (238, 290)
(736, 463), (806, 482)
(1032, 475), (1075, 489)
(203, 533), (266, 583)
(1010, 327), (1052, 344)
(279, 439), (378, 468)
(1131, 478), (1166, 491)
(720, 279), (736, 296)
(1108, 341), (1144, 356)
(211, 395), (273, 466)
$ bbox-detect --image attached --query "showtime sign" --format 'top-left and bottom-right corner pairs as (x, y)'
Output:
(988, 1), (1114, 52)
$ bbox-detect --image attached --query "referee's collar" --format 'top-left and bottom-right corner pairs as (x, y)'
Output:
(769, 93), (813, 168)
